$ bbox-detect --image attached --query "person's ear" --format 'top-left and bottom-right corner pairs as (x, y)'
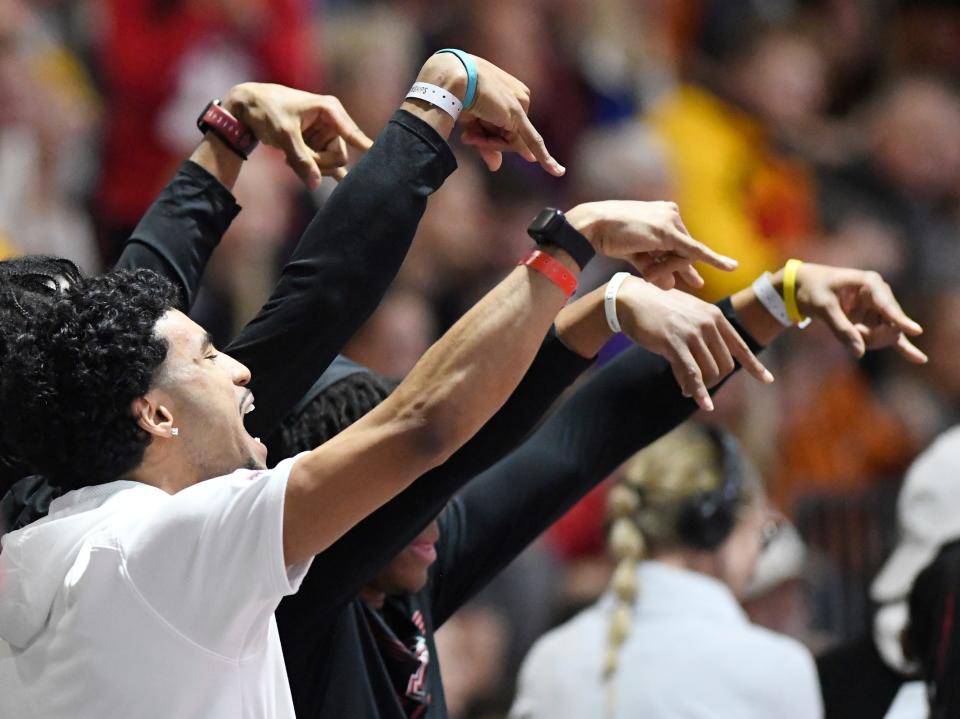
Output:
(131, 396), (179, 440)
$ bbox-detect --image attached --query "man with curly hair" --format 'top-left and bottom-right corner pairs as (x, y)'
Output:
(0, 65), (758, 719)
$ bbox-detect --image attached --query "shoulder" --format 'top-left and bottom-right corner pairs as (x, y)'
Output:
(523, 603), (606, 672)
(743, 623), (817, 664)
(735, 625), (822, 709)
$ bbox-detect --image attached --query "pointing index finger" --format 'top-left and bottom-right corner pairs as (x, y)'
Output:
(670, 229), (738, 272)
(516, 111), (565, 177)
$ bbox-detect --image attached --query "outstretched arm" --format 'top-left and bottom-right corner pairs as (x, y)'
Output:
(115, 88), (370, 309)
(226, 52), (565, 439)
(428, 263), (925, 624)
(428, 301), (747, 624)
(280, 196), (737, 567)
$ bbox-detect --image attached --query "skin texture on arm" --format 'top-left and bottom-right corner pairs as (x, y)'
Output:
(427, 264), (926, 623)
(282, 249), (579, 566)
(276, 328), (593, 626)
(221, 53), (563, 439)
(278, 191), (745, 566)
(428, 300), (755, 625)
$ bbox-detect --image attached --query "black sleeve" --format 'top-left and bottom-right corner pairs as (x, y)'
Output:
(225, 110), (457, 439)
(275, 328), (593, 626)
(113, 160), (241, 309)
(428, 300), (762, 626)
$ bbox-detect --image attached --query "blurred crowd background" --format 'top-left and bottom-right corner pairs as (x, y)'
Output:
(4, 0), (960, 715)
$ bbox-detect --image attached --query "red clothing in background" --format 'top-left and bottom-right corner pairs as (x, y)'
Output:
(95, 0), (312, 233)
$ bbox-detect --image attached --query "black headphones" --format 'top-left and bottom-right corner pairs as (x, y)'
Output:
(675, 426), (745, 550)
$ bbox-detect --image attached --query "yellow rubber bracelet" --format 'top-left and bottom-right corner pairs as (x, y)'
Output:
(783, 259), (807, 324)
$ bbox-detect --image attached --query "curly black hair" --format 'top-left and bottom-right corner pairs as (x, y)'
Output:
(267, 371), (396, 459)
(0, 268), (179, 490)
(0, 256), (86, 487)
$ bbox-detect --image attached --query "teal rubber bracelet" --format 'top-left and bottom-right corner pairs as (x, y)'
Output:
(434, 48), (478, 109)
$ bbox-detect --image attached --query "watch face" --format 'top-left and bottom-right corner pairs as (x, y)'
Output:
(529, 208), (562, 237)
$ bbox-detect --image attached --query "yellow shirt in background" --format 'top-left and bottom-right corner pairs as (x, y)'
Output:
(648, 84), (817, 300)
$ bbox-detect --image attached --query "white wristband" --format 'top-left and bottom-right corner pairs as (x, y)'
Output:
(406, 82), (462, 121)
(604, 272), (631, 333)
(752, 272), (792, 327)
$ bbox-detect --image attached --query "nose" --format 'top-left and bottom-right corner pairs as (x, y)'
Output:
(223, 352), (252, 386)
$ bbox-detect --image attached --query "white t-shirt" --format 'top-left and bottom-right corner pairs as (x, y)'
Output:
(0, 456), (312, 719)
(511, 561), (823, 719)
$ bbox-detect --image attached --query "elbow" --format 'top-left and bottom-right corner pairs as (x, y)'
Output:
(396, 398), (467, 470)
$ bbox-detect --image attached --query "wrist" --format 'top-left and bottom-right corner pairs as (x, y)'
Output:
(221, 83), (256, 122)
(418, 53), (469, 105)
(768, 267), (786, 296)
(536, 244), (580, 274)
(565, 203), (604, 246)
(612, 275), (651, 336)
(402, 55), (467, 138)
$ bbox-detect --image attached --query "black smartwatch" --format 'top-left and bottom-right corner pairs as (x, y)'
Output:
(526, 208), (595, 270)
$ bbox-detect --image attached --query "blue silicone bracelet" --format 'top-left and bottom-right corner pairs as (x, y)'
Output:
(434, 48), (478, 109)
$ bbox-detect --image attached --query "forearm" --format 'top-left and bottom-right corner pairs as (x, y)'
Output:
(114, 157), (240, 309)
(278, 329), (590, 617)
(283, 249), (578, 565)
(731, 267), (789, 346)
(187, 131), (244, 192)
(429, 300), (762, 622)
(227, 110), (457, 438)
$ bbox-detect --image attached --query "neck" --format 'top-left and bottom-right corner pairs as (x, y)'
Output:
(131, 444), (199, 494)
(651, 549), (721, 580)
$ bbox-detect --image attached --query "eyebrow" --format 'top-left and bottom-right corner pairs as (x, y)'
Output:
(200, 331), (215, 354)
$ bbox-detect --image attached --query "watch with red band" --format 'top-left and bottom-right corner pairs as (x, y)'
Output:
(196, 100), (259, 160)
(519, 250), (577, 298)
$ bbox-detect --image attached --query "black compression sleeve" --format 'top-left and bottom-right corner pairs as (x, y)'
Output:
(428, 300), (762, 625)
(226, 110), (457, 439)
(114, 161), (240, 309)
(275, 328), (592, 626)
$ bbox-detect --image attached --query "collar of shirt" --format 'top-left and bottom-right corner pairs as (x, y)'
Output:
(605, 560), (749, 625)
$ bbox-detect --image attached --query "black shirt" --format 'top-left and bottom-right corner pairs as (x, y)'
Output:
(276, 300), (759, 719)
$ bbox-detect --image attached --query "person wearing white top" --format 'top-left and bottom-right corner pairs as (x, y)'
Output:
(0, 51), (748, 715)
(511, 424), (823, 719)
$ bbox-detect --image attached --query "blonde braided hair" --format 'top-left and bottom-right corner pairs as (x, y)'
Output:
(602, 423), (758, 702)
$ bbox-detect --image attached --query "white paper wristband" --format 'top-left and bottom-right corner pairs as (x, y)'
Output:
(752, 272), (793, 327)
(604, 272), (631, 333)
(406, 82), (462, 121)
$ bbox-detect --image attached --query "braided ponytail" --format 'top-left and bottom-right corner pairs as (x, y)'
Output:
(604, 484), (645, 679)
(600, 423), (755, 714)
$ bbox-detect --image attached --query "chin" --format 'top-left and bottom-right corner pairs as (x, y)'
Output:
(244, 457), (268, 471)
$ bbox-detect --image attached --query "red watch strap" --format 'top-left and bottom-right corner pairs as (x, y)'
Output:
(519, 250), (577, 297)
(197, 101), (259, 159)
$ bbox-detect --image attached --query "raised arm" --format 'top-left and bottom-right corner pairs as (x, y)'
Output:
(115, 88), (371, 309)
(428, 263), (925, 624)
(280, 198), (738, 567)
(225, 52), (566, 439)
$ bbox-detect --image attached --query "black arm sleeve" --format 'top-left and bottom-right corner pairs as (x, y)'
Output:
(275, 329), (593, 626)
(113, 160), (241, 310)
(428, 300), (763, 626)
(225, 110), (456, 438)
